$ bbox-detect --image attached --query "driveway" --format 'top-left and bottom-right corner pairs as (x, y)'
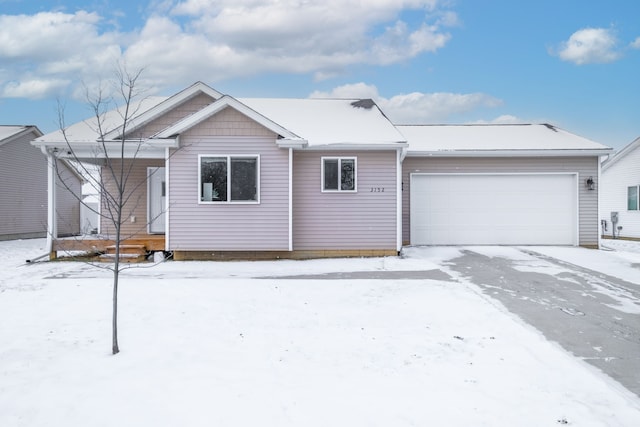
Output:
(444, 247), (640, 398)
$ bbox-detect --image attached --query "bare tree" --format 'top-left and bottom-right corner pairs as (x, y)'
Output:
(52, 66), (158, 355)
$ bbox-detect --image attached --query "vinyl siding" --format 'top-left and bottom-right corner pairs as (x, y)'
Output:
(100, 159), (164, 238)
(402, 156), (600, 247)
(600, 147), (640, 238)
(128, 93), (216, 139)
(168, 107), (289, 251)
(0, 130), (48, 239)
(293, 150), (398, 250)
(55, 160), (81, 237)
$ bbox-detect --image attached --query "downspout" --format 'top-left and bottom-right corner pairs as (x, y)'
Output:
(396, 148), (403, 253)
(597, 157), (602, 249)
(44, 148), (57, 257)
(165, 147), (170, 251)
(289, 148), (293, 252)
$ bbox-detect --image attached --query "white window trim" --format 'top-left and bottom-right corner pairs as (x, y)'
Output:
(628, 185), (639, 211)
(321, 156), (357, 193)
(198, 154), (260, 204)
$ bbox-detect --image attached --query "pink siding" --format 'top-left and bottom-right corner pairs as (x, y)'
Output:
(100, 159), (164, 238)
(55, 160), (81, 237)
(292, 150), (398, 250)
(402, 156), (600, 246)
(128, 93), (216, 139)
(168, 107), (290, 251)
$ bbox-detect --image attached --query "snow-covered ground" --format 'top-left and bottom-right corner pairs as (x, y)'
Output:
(1, 238), (640, 426)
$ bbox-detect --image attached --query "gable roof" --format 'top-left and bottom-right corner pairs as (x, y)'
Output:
(397, 124), (612, 157)
(104, 81), (222, 140)
(155, 96), (407, 149)
(0, 125), (42, 146)
(154, 95), (304, 146)
(602, 136), (640, 171)
(35, 82), (406, 151)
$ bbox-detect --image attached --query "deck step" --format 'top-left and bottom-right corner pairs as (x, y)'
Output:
(100, 244), (148, 263)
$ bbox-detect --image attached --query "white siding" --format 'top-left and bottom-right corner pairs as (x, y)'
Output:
(168, 108), (290, 251)
(600, 146), (640, 238)
(402, 157), (600, 247)
(293, 150), (398, 250)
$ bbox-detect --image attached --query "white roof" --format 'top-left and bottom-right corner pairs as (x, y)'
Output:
(0, 125), (42, 144)
(398, 124), (612, 156)
(36, 97), (167, 143)
(602, 136), (640, 171)
(240, 98), (406, 147)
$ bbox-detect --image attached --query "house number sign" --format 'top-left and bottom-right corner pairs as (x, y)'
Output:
(370, 187), (385, 192)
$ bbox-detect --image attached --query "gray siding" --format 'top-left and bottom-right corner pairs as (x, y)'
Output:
(168, 107), (290, 251)
(0, 130), (48, 240)
(293, 150), (398, 250)
(100, 159), (164, 238)
(402, 156), (600, 247)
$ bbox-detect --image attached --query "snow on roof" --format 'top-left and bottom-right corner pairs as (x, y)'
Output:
(398, 124), (612, 155)
(602, 136), (640, 171)
(35, 97), (167, 143)
(240, 98), (406, 147)
(0, 125), (41, 143)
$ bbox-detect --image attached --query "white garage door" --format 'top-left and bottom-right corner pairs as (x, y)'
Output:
(410, 174), (577, 245)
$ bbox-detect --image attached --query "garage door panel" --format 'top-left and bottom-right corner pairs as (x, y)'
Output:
(410, 174), (577, 245)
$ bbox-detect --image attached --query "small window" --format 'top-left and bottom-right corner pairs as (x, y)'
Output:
(628, 186), (639, 211)
(322, 157), (356, 192)
(200, 155), (259, 203)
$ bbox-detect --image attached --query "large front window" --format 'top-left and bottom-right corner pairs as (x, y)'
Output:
(199, 155), (259, 203)
(322, 157), (356, 192)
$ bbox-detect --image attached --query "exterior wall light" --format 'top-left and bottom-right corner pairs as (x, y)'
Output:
(586, 176), (595, 190)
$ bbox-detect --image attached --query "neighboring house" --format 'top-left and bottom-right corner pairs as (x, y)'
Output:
(32, 82), (612, 259)
(600, 137), (640, 239)
(1, 126), (82, 241)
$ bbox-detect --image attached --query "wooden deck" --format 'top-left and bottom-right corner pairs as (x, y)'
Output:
(51, 234), (165, 260)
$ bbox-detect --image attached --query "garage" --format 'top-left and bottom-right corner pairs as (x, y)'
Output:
(410, 173), (578, 245)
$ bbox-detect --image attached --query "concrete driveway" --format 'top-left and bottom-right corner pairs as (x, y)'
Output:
(443, 246), (640, 398)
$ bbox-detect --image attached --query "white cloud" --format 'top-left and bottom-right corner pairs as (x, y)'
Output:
(310, 83), (503, 123)
(555, 28), (621, 65)
(1, 78), (70, 99)
(469, 115), (525, 125)
(631, 37), (640, 49)
(0, 1), (457, 99)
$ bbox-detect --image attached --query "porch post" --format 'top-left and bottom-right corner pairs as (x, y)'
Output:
(46, 150), (58, 258)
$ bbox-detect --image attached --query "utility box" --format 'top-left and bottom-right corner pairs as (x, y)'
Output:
(611, 211), (619, 224)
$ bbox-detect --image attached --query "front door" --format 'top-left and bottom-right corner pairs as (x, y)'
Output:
(148, 167), (166, 234)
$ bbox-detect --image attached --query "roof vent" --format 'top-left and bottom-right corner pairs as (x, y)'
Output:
(542, 123), (558, 132)
(351, 99), (375, 109)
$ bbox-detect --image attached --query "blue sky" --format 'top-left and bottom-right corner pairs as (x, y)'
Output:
(1, 0), (639, 150)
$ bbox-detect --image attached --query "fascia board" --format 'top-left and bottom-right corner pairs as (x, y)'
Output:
(3, 126), (43, 147)
(298, 142), (408, 151)
(602, 137), (640, 171)
(405, 148), (614, 157)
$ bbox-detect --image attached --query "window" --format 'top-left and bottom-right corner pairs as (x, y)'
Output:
(322, 157), (356, 192)
(628, 186), (639, 210)
(199, 155), (259, 203)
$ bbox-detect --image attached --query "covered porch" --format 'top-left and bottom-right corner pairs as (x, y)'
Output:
(51, 234), (166, 261)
